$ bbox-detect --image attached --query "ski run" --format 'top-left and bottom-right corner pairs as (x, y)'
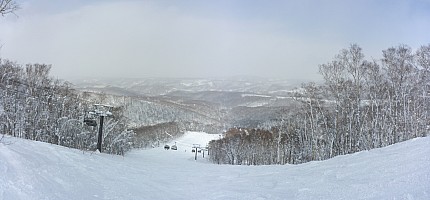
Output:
(0, 132), (429, 200)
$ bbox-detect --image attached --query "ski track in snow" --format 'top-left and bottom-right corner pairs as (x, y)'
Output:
(1, 132), (429, 200)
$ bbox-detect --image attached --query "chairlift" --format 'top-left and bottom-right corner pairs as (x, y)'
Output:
(84, 110), (98, 126)
(93, 104), (114, 117)
(84, 118), (97, 126)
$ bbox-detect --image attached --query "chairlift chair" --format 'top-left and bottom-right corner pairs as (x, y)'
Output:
(83, 110), (98, 126)
(84, 118), (97, 126)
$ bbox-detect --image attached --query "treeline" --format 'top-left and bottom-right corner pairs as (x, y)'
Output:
(209, 44), (429, 165)
(0, 59), (134, 155)
(121, 95), (224, 134)
(132, 122), (183, 148)
(0, 59), (223, 155)
(209, 128), (282, 165)
(132, 121), (223, 148)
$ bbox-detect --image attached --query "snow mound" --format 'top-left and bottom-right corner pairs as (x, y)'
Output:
(0, 133), (429, 200)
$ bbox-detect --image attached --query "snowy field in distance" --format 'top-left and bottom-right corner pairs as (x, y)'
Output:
(0, 132), (429, 200)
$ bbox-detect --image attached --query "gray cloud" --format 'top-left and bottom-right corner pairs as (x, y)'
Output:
(0, 0), (429, 81)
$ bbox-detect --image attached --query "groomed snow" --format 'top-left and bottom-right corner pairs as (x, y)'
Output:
(0, 132), (429, 200)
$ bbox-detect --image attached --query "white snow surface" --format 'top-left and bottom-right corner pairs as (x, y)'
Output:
(0, 132), (429, 200)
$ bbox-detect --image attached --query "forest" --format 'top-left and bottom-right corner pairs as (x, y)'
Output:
(208, 44), (430, 165)
(1, 43), (429, 163)
(0, 60), (226, 155)
(0, 61), (136, 155)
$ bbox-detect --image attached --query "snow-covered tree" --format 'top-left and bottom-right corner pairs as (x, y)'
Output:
(209, 44), (429, 165)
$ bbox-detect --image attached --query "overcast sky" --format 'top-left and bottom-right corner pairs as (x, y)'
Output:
(0, 0), (429, 80)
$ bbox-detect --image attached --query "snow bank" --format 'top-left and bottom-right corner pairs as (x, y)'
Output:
(0, 133), (429, 200)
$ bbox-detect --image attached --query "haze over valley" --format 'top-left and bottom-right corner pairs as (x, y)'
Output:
(1, 0), (429, 199)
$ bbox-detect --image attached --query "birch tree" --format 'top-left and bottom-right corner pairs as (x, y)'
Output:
(382, 45), (417, 143)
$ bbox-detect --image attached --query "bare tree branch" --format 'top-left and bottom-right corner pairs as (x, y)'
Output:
(0, 0), (19, 17)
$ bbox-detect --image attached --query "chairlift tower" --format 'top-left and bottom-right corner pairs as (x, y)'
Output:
(192, 144), (200, 160)
(84, 104), (113, 153)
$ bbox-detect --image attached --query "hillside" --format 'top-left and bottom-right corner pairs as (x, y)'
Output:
(70, 77), (301, 97)
(71, 77), (304, 131)
(1, 133), (429, 200)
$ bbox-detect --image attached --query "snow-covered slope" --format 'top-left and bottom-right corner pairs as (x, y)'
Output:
(1, 133), (429, 200)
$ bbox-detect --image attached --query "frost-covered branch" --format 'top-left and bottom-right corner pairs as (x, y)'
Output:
(0, 0), (19, 16)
